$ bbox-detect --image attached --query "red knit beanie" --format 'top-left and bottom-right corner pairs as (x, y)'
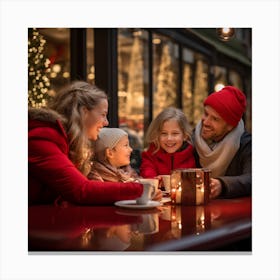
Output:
(204, 86), (247, 127)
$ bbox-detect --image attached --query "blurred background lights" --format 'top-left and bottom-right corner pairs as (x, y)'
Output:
(214, 83), (225, 92)
(52, 64), (61, 73)
(216, 28), (235, 42)
(153, 38), (161, 45)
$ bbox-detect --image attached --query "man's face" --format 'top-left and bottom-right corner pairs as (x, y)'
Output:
(201, 105), (234, 142)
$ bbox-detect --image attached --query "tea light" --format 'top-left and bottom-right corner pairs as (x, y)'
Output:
(171, 206), (182, 238)
(171, 188), (176, 203)
(196, 206), (206, 234)
(196, 185), (204, 205)
(176, 183), (182, 203)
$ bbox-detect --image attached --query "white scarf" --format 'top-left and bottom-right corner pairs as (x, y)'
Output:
(194, 120), (245, 178)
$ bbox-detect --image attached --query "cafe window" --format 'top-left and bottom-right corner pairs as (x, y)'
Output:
(229, 69), (243, 91)
(153, 35), (179, 118)
(182, 48), (194, 125)
(38, 28), (95, 95)
(192, 56), (209, 126)
(86, 28), (95, 84)
(39, 28), (71, 96)
(213, 65), (227, 91)
(182, 48), (209, 127)
(117, 28), (149, 149)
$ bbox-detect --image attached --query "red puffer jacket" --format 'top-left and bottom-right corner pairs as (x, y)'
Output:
(140, 143), (196, 178)
(28, 108), (143, 205)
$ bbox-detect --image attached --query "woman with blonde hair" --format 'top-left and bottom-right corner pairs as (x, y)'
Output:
(28, 81), (146, 205)
(140, 107), (196, 178)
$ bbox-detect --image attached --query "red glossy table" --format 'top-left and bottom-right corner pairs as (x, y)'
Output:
(28, 196), (251, 252)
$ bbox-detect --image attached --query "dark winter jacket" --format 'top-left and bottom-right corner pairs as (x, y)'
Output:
(28, 108), (143, 205)
(194, 132), (252, 198)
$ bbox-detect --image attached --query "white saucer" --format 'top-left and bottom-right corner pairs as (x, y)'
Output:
(161, 197), (171, 204)
(114, 200), (161, 209)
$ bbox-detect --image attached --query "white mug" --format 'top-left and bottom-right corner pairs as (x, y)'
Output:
(138, 178), (159, 189)
(136, 183), (156, 205)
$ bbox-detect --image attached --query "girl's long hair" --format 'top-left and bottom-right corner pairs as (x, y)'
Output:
(145, 107), (193, 153)
(48, 81), (107, 175)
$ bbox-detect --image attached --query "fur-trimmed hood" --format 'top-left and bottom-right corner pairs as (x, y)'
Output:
(28, 107), (67, 126)
(28, 107), (69, 156)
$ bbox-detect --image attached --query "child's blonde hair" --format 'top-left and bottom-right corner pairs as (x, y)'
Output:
(145, 107), (193, 153)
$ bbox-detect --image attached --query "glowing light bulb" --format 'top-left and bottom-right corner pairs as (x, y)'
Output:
(216, 28), (235, 41)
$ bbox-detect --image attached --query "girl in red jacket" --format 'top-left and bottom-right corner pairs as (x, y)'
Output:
(29, 81), (160, 205)
(140, 107), (196, 180)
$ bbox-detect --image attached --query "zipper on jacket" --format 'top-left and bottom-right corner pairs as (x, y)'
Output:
(171, 155), (174, 171)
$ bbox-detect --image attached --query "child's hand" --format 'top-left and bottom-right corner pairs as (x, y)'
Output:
(154, 175), (164, 190)
(152, 189), (163, 201)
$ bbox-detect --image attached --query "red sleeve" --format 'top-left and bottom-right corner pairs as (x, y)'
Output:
(29, 134), (143, 205)
(139, 150), (158, 178)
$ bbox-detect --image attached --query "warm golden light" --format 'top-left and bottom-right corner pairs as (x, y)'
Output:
(153, 38), (161, 44)
(216, 28), (235, 41)
(52, 64), (61, 73)
(222, 28), (230, 34)
(214, 83), (225, 92)
(50, 72), (57, 78)
(62, 72), (70, 78)
(133, 30), (142, 37)
(88, 73), (94, 80)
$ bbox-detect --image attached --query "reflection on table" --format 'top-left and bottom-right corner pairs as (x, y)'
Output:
(28, 197), (251, 252)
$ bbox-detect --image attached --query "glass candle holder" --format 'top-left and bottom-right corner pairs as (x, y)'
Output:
(170, 168), (211, 205)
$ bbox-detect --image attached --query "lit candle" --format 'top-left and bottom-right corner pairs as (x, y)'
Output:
(176, 184), (182, 204)
(171, 206), (182, 238)
(196, 206), (205, 234)
(171, 188), (176, 203)
(196, 185), (204, 205)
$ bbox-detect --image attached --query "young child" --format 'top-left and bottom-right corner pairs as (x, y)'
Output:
(89, 127), (163, 201)
(88, 127), (138, 182)
(140, 107), (196, 178)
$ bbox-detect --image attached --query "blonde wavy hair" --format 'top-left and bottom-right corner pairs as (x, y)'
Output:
(145, 107), (193, 153)
(48, 81), (107, 175)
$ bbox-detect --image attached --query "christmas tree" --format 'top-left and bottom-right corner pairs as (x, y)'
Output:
(193, 59), (208, 125)
(28, 28), (51, 108)
(127, 35), (144, 115)
(154, 43), (178, 117)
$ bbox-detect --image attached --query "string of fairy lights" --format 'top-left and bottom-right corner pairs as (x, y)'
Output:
(28, 28), (51, 108)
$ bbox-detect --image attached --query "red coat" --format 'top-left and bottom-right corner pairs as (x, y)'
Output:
(28, 108), (143, 205)
(140, 143), (196, 178)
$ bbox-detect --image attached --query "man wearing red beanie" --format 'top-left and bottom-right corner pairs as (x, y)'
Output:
(193, 86), (251, 199)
